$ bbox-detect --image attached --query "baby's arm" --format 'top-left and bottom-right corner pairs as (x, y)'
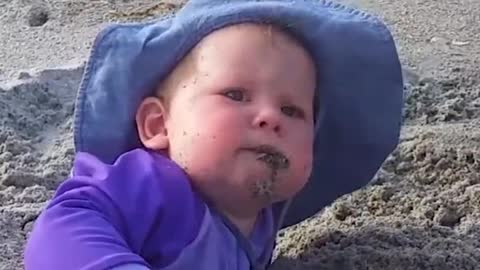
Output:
(24, 149), (205, 270)
(24, 177), (149, 269)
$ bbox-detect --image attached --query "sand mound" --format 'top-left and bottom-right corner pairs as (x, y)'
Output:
(2, 0), (480, 269)
(0, 66), (82, 269)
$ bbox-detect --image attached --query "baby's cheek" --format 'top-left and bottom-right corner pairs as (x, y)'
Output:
(169, 130), (197, 170)
(290, 150), (313, 188)
(174, 132), (221, 171)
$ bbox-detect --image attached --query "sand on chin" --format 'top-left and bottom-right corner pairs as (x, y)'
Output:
(2, 0), (480, 269)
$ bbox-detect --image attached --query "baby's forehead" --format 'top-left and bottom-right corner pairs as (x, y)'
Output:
(156, 23), (316, 99)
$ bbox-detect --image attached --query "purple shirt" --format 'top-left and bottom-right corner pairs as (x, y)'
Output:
(24, 149), (280, 270)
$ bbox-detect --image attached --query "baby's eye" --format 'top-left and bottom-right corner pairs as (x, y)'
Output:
(223, 88), (247, 102)
(281, 105), (304, 119)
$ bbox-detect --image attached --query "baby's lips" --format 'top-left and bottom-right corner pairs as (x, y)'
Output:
(246, 144), (290, 170)
(256, 152), (289, 170)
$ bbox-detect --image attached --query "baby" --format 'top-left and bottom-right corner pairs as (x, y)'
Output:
(139, 22), (315, 231)
(24, 0), (404, 269)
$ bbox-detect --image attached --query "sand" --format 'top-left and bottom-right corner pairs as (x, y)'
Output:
(1, 0), (480, 269)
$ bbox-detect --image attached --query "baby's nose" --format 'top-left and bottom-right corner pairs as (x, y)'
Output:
(252, 108), (282, 134)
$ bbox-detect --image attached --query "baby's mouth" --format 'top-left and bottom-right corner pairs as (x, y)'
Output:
(245, 145), (290, 200)
(250, 145), (290, 170)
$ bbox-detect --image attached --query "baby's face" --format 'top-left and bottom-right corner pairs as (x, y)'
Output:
(157, 24), (315, 215)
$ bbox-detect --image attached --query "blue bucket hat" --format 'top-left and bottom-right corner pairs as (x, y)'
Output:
(73, 0), (403, 228)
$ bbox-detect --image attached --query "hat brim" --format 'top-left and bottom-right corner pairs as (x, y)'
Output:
(73, 0), (404, 226)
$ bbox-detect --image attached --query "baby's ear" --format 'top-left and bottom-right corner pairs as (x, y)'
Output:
(136, 97), (169, 150)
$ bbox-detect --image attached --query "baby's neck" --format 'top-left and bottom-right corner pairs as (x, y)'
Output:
(222, 211), (259, 236)
(211, 200), (267, 236)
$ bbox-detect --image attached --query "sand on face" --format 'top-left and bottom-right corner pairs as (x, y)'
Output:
(2, 0), (480, 269)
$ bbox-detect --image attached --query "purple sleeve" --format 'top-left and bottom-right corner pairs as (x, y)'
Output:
(24, 149), (205, 270)
(111, 264), (151, 270)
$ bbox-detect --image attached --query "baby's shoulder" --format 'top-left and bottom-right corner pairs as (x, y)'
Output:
(27, 149), (207, 269)
(71, 147), (205, 216)
(71, 148), (201, 208)
(60, 148), (206, 252)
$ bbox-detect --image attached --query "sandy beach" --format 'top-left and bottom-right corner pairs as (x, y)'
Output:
(2, 0), (480, 269)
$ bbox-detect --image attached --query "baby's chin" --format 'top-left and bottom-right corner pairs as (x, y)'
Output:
(227, 155), (300, 200)
(177, 151), (305, 208)
(240, 168), (299, 203)
(248, 177), (302, 203)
